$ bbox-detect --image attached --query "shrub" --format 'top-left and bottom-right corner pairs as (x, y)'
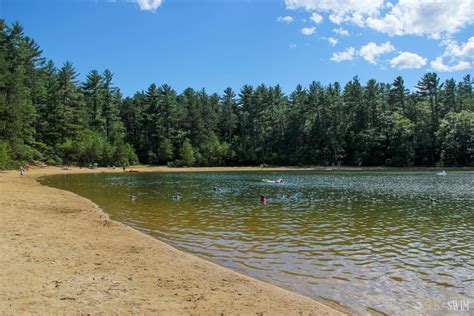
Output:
(0, 142), (12, 170)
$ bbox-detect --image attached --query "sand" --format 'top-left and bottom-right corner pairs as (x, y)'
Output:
(0, 166), (349, 315)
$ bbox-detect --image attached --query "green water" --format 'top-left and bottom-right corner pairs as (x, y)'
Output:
(41, 171), (474, 315)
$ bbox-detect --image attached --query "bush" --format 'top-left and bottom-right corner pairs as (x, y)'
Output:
(0, 142), (12, 170)
(114, 143), (138, 166)
(53, 131), (139, 167)
(176, 139), (195, 167)
(158, 138), (174, 164)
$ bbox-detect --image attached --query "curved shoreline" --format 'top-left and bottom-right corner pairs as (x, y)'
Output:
(0, 166), (349, 315)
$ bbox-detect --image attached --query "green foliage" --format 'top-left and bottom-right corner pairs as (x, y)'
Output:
(158, 138), (174, 164)
(0, 142), (11, 170)
(437, 111), (474, 166)
(0, 20), (473, 168)
(177, 139), (195, 167)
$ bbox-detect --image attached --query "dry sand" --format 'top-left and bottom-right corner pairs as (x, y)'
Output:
(0, 166), (349, 315)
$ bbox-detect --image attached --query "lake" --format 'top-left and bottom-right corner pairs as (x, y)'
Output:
(41, 171), (474, 315)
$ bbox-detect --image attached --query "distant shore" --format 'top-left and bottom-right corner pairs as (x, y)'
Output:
(21, 164), (472, 176)
(0, 166), (349, 315)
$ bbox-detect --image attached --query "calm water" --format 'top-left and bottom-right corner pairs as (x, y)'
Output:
(41, 171), (474, 315)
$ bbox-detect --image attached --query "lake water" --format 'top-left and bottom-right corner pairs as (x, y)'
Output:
(41, 171), (474, 315)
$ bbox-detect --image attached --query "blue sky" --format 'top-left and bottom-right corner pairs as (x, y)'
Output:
(2, 0), (473, 96)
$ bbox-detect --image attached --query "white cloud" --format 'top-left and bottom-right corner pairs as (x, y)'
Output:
(328, 14), (343, 25)
(310, 12), (323, 24)
(136, 0), (163, 12)
(331, 47), (355, 62)
(277, 16), (294, 23)
(285, 0), (384, 28)
(365, 14), (403, 35)
(464, 38), (474, 58)
(390, 51), (427, 69)
(289, 43), (297, 49)
(285, 0), (384, 15)
(333, 27), (349, 36)
(301, 27), (316, 35)
(442, 37), (474, 59)
(431, 57), (472, 72)
(385, 2), (394, 9)
(327, 37), (338, 46)
(365, 0), (474, 37)
(359, 41), (395, 64)
(285, 0), (474, 38)
(430, 37), (474, 72)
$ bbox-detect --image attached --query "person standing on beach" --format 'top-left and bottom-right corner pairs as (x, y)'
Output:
(19, 166), (24, 176)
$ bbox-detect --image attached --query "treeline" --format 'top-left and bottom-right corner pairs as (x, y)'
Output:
(122, 75), (473, 167)
(0, 21), (473, 169)
(0, 21), (137, 169)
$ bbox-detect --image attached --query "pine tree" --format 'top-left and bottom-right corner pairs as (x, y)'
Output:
(389, 76), (409, 114)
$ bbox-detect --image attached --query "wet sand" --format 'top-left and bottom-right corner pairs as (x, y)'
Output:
(0, 166), (348, 315)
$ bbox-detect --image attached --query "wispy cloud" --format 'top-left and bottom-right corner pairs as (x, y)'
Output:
(136, 0), (163, 12)
(327, 37), (338, 46)
(277, 16), (294, 23)
(430, 37), (474, 72)
(431, 58), (472, 72)
(333, 27), (349, 36)
(310, 12), (323, 24)
(301, 27), (316, 35)
(331, 47), (355, 62)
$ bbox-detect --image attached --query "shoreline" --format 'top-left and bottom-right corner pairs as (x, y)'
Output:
(0, 166), (349, 315)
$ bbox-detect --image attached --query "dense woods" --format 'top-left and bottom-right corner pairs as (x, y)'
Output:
(0, 21), (473, 169)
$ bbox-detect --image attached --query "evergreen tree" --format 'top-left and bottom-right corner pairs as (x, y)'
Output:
(219, 87), (238, 144)
(178, 138), (195, 166)
(389, 76), (409, 114)
(1, 21), (473, 168)
(416, 72), (441, 164)
(83, 70), (105, 133)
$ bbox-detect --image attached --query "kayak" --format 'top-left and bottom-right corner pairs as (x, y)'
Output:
(261, 179), (284, 183)
(128, 170), (140, 173)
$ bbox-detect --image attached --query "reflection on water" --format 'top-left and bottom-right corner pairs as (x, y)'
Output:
(41, 171), (474, 315)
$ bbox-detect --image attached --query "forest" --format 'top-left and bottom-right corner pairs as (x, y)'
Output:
(0, 21), (473, 169)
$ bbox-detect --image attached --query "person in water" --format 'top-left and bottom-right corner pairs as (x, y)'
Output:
(276, 178), (284, 183)
(260, 195), (267, 205)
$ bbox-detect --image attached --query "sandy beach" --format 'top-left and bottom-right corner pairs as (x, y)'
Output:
(0, 166), (348, 315)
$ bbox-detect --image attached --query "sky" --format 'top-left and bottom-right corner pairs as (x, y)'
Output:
(1, 0), (473, 96)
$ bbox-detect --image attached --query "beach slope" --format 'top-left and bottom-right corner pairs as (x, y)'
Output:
(0, 167), (346, 315)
